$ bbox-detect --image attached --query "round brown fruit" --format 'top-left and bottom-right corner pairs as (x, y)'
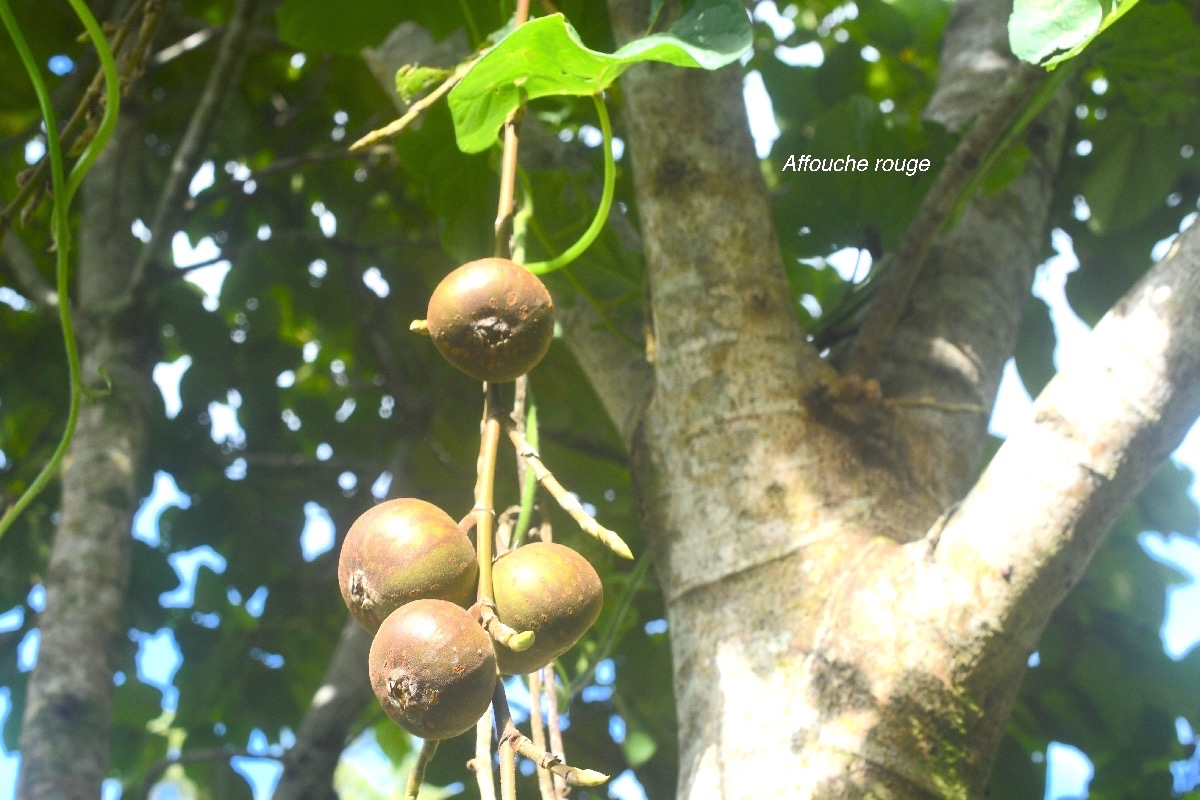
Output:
(491, 542), (603, 675)
(426, 258), (554, 383)
(369, 599), (497, 740)
(339, 498), (477, 633)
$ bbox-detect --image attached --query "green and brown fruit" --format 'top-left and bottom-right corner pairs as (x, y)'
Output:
(426, 257), (554, 383)
(339, 498), (477, 632)
(369, 599), (497, 740)
(491, 542), (603, 675)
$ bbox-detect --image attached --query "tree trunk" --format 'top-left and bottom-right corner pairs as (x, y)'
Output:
(17, 111), (157, 799)
(598, 1), (1200, 798)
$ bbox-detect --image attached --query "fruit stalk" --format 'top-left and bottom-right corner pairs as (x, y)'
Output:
(481, 3), (529, 794)
(542, 663), (567, 798)
(511, 386), (539, 550)
(470, 713), (497, 800)
(474, 382), (504, 607)
(404, 739), (439, 800)
(527, 667), (557, 800)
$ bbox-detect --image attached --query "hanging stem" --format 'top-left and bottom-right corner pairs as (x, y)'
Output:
(524, 93), (615, 275)
(0, 0), (119, 541)
(404, 739), (439, 800)
(470, 712), (497, 800)
(63, 0), (122, 202)
(512, 389), (540, 549)
(542, 664), (567, 798)
(475, 383), (504, 608)
(528, 668), (557, 800)
(478, 2), (530, 795)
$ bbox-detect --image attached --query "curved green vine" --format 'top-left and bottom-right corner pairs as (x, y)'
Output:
(0, 0), (121, 541)
(523, 93), (615, 275)
(65, 0), (122, 204)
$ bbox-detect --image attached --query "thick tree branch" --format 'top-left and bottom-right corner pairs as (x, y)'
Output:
(1, 229), (57, 308)
(275, 270), (431, 796)
(138, 747), (265, 800)
(930, 219), (1200, 653)
(843, 62), (1045, 377)
(273, 618), (373, 800)
(838, 0), (1073, 506)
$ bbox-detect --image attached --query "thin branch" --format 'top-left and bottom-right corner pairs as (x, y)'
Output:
(470, 710), (497, 800)
(528, 669), (557, 800)
(844, 63), (1048, 377)
(126, 0), (261, 297)
(348, 56), (479, 152)
(183, 145), (392, 215)
(567, 551), (652, 702)
(0, 0), (164, 241)
(475, 385), (504, 609)
(138, 747), (265, 800)
(151, 26), (217, 65)
(500, 731), (517, 800)
(491, 681), (608, 790)
(542, 664), (567, 798)
(504, 421), (633, 559)
(404, 739), (439, 800)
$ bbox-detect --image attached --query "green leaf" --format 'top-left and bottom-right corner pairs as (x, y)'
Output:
(373, 717), (413, 762)
(1009, 0), (1103, 65)
(620, 726), (658, 767)
(1080, 114), (1184, 234)
(448, 1), (752, 153)
(1009, 0), (1144, 67)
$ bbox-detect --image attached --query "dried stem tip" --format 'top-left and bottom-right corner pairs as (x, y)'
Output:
(505, 423), (633, 559)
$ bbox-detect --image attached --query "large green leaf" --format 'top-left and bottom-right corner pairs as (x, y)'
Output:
(1009, 0), (1140, 67)
(1080, 113), (1185, 234)
(1009, 0), (1103, 65)
(448, 1), (752, 152)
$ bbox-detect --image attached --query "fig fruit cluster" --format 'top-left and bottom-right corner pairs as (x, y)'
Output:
(426, 257), (555, 383)
(339, 497), (603, 740)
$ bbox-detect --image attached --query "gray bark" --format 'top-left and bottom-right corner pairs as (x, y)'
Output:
(17, 112), (157, 800)
(932, 219), (1200, 671)
(601, 0), (1198, 798)
(854, 0), (1072, 506)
